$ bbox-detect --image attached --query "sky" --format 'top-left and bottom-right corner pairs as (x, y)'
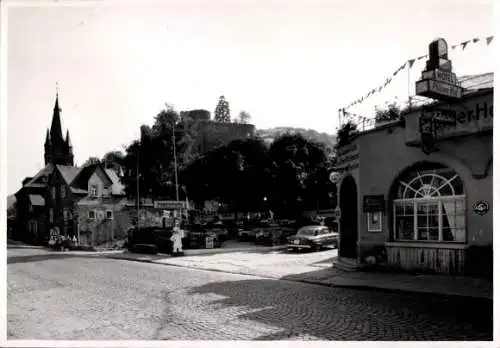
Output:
(3, 0), (494, 195)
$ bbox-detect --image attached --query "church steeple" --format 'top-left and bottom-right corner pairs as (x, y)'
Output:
(44, 129), (51, 146)
(44, 90), (74, 166)
(66, 129), (73, 149)
(50, 93), (64, 148)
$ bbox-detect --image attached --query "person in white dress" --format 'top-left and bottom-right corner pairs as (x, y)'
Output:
(170, 219), (184, 255)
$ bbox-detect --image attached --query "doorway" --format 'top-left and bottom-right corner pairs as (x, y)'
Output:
(339, 175), (358, 259)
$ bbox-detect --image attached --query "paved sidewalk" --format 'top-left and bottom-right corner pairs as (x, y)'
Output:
(105, 249), (492, 300)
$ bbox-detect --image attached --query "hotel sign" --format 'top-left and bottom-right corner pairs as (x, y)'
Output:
(415, 79), (463, 100)
(406, 93), (493, 145)
(415, 38), (463, 101)
(363, 195), (386, 213)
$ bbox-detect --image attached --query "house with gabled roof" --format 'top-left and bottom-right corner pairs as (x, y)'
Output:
(14, 93), (128, 246)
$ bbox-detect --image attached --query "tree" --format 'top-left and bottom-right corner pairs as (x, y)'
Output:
(181, 137), (271, 212)
(102, 150), (125, 174)
(268, 133), (329, 218)
(82, 157), (101, 166)
(237, 111), (251, 124)
(214, 96), (231, 123)
(375, 102), (401, 124)
(335, 121), (359, 148)
(121, 105), (197, 200)
(7, 201), (16, 218)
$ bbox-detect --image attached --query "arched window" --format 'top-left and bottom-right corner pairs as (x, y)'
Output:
(392, 163), (466, 242)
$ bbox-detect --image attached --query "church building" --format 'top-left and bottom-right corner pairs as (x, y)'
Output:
(14, 93), (128, 246)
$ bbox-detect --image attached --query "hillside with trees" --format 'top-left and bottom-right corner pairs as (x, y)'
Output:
(256, 127), (336, 148)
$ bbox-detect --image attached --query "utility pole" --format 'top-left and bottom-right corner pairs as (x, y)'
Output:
(172, 127), (180, 202)
(136, 150), (140, 232)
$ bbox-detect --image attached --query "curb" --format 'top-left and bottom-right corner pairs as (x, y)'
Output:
(106, 253), (493, 302)
(183, 245), (288, 257)
(295, 279), (493, 302)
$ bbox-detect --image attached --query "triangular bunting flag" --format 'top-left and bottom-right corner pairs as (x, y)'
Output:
(378, 86), (383, 92)
(392, 69), (398, 76)
(400, 62), (408, 70)
(451, 45), (457, 50)
(486, 36), (494, 45)
(417, 55), (427, 60)
(461, 40), (470, 50)
(408, 59), (416, 68)
(472, 38), (480, 43)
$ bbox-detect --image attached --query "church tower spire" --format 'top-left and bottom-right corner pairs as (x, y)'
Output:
(50, 92), (64, 148)
(44, 89), (74, 166)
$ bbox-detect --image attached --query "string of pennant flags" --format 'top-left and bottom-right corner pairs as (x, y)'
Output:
(343, 75), (493, 130)
(343, 35), (494, 111)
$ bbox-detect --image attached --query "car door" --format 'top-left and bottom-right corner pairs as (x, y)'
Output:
(323, 228), (337, 245)
(316, 228), (328, 244)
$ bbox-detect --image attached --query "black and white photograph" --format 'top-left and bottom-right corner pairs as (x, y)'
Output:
(2, 0), (496, 344)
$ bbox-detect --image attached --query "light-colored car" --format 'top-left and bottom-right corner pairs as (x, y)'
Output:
(287, 225), (339, 251)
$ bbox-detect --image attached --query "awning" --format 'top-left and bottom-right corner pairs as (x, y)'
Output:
(29, 194), (45, 206)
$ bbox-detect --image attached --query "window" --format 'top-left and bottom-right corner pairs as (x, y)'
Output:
(63, 208), (70, 221)
(88, 210), (96, 219)
(103, 186), (111, 197)
(49, 209), (54, 223)
(60, 185), (66, 198)
(392, 164), (466, 242)
(89, 185), (98, 197)
(51, 187), (56, 200)
(106, 210), (113, 220)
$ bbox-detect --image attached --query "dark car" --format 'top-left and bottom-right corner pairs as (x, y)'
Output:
(127, 227), (173, 254)
(225, 221), (244, 238)
(287, 225), (339, 252)
(183, 224), (222, 249)
(204, 221), (229, 242)
(238, 222), (259, 242)
(254, 222), (284, 246)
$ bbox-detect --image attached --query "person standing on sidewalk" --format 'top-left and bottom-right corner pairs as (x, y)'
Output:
(170, 219), (184, 256)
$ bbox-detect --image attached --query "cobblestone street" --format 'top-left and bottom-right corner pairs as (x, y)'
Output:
(7, 249), (492, 341)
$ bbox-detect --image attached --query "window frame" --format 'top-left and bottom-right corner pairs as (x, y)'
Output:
(88, 210), (96, 220)
(89, 185), (98, 197)
(103, 186), (111, 197)
(60, 185), (67, 198)
(106, 210), (113, 220)
(392, 195), (466, 243)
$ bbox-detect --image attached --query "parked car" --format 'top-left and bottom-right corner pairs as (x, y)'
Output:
(183, 224), (221, 249)
(127, 226), (174, 254)
(287, 225), (339, 252)
(226, 221), (244, 238)
(205, 221), (229, 242)
(238, 223), (259, 242)
(254, 222), (282, 246)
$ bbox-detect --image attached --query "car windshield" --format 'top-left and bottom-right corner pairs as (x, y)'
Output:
(297, 227), (321, 236)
